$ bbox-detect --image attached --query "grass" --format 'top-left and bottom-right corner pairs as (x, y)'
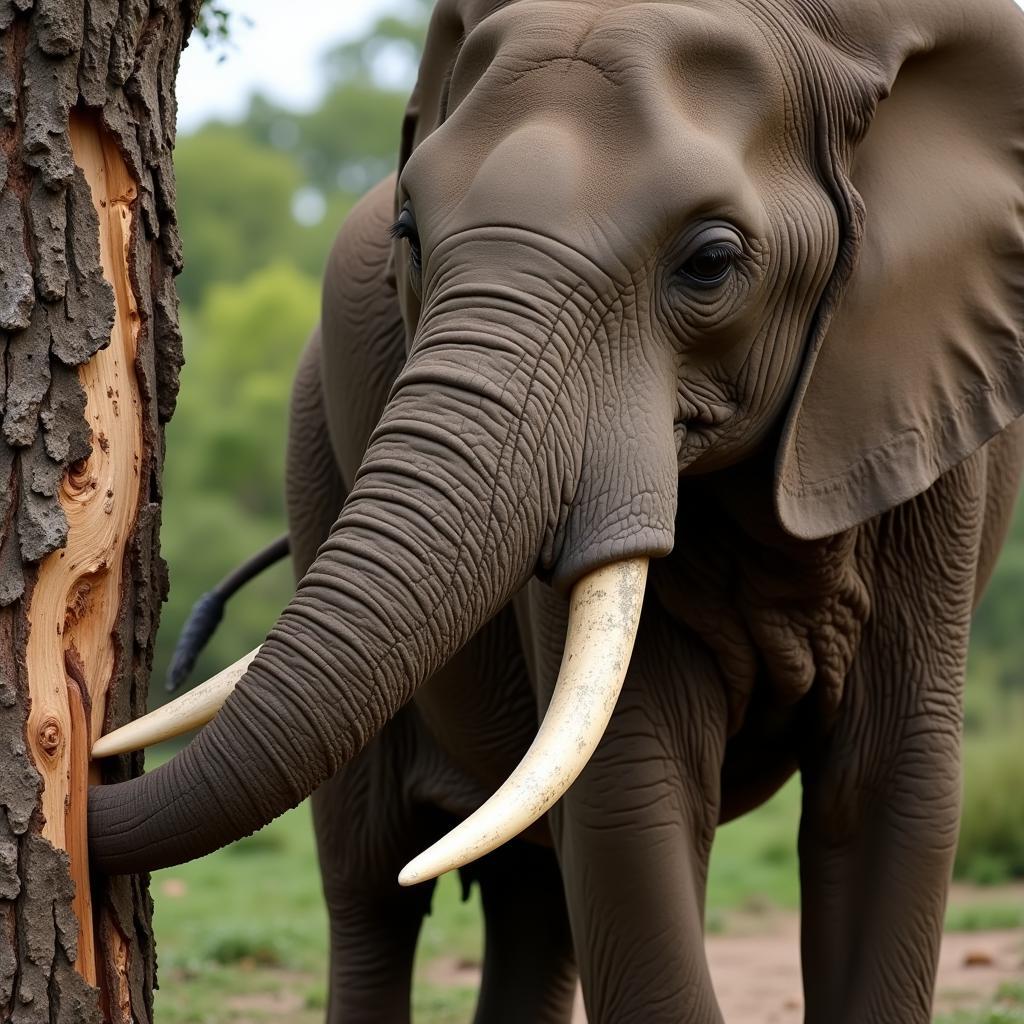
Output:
(707, 779), (800, 913)
(146, 745), (1020, 1023)
(936, 983), (1024, 1024)
(151, 801), (326, 1024)
(946, 902), (1024, 934)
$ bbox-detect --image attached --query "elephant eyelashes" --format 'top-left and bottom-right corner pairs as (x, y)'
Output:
(390, 206), (423, 273)
(675, 224), (747, 290)
(680, 242), (740, 287)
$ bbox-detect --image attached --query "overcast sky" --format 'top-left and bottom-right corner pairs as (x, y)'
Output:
(178, 0), (1024, 133)
(177, 0), (399, 131)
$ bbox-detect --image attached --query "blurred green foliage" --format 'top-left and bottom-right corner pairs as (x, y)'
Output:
(967, 495), (1024, 703)
(173, 131), (340, 304)
(957, 731), (1024, 883)
(194, 4), (233, 45)
(156, 2), (429, 695)
(161, 0), (1023, 887)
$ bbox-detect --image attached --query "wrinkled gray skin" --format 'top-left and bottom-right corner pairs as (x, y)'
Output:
(90, 1), (1024, 1021)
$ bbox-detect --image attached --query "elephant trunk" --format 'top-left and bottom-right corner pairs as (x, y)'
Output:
(88, 346), (549, 872)
(88, 291), (674, 875)
(93, 559), (648, 883)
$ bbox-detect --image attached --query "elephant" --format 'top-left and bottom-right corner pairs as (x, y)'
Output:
(88, 0), (1024, 1021)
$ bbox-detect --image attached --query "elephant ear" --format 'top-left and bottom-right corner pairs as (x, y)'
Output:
(396, 0), (515, 179)
(390, 0), (515, 285)
(774, 0), (1024, 540)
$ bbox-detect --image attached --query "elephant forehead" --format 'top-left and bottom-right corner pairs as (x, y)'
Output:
(405, 0), (788, 233)
(447, 0), (787, 140)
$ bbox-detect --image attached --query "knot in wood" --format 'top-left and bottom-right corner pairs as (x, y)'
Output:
(65, 457), (93, 497)
(38, 717), (64, 757)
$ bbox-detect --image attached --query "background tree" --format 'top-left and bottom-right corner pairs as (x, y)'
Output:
(0, 1), (197, 1020)
(155, 0), (432, 693)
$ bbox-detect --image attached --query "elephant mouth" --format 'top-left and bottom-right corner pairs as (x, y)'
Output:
(93, 557), (649, 883)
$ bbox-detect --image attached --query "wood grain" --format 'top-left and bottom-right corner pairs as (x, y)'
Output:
(22, 111), (143, 986)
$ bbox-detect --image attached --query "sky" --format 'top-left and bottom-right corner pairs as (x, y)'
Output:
(178, 0), (1024, 133)
(177, 0), (398, 131)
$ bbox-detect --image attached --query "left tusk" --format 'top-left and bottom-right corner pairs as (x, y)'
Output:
(91, 648), (259, 759)
(398, 556), (648, 887)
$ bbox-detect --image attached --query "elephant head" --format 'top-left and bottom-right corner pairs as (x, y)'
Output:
(88, 0), (1024, 879)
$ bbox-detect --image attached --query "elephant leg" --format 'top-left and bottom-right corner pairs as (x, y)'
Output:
(532, 586), (728, 1024)
(466, 839), (577, 1024)
(798, 455), (986, 1024)
(312, 727), (441, 1024)
(318, 888), (429, 1024)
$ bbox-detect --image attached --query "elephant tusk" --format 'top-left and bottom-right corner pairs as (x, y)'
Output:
(398, 556), (648, 887)
(91, 648), (259, 758)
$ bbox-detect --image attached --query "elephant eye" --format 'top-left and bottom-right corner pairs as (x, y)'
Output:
(680, 242), (738, 287)
(390, 206), (422, 271)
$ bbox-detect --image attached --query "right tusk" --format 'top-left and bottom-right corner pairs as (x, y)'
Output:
(91, 648), (259, 759)
(398, 556), (648, 887)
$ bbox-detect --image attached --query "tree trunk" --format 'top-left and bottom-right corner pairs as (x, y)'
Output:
(0, 1), (196, 1020)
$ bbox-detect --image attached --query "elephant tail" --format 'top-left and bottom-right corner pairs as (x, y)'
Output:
(165, 534), (291, 693)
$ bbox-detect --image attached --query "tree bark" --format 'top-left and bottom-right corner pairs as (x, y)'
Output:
(0, 1), (196, 1020)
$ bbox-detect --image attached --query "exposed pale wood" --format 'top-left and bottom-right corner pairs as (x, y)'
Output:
(22, 111), (143, 986)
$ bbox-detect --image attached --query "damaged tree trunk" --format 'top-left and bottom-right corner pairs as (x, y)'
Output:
(0, 1), (197, 1020)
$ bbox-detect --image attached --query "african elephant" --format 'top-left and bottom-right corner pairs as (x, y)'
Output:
(89, 0), (1024, 1021)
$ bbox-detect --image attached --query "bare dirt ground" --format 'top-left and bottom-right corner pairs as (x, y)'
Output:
(426, 911), (1023, 1023)
(695, 917), (1022, 1024)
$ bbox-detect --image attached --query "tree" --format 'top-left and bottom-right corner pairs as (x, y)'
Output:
(0, 1), (197, 1020)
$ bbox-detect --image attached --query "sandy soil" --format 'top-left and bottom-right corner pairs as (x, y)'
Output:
(427, 913), (1023, 1022)
(695, 918), (1022, 1024)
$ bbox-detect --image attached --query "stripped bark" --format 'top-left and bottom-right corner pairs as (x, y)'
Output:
(0, 2), (197, 1020)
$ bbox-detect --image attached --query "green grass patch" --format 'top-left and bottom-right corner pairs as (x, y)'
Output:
(946, 902), (1024, 933)
(412, 984), (480, 1023)
(707, 778), (801, 912)
(199, 929), (288, 967)
(151, 814), (324, 1022)
(418, 874), (483, 965)
(936, 980), (1024, 1024)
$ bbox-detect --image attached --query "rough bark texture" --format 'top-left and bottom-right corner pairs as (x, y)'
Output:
(0, 1), (196, 1020)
